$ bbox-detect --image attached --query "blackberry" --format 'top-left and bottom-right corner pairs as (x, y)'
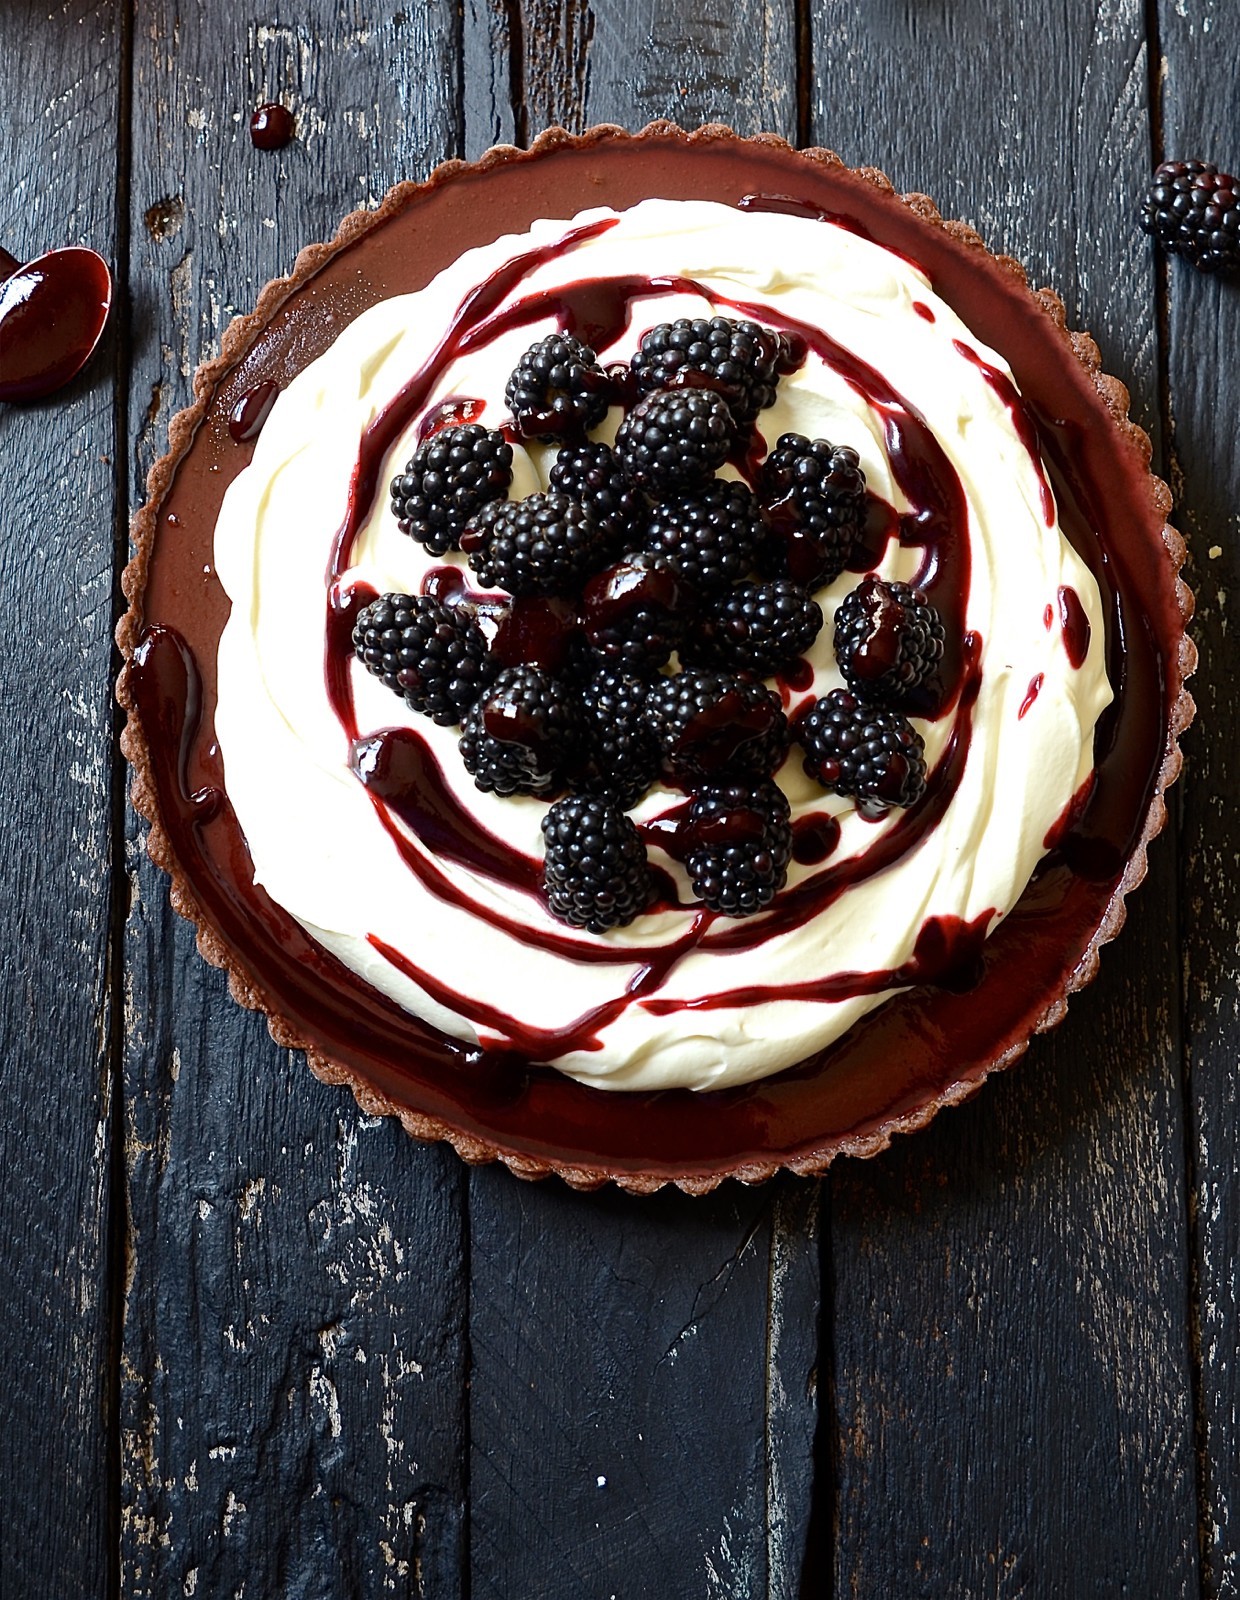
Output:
(459, 665), (582, 797)
(352, 592), (493, 725)
(641, 479), (767, 592)
(684, 579), (823, 674)
(505, 333), (611, 440)
(758, 434), (867, 590)
(581, 551), (689, 670)
(647, 669), (788, 785)
(795, 688), (926, 816)
(572, 667), (659, 809)
(629, 316), (783, 428)
(542, 795), (654, 932)
(389, 424), (513, 556)
(614, 387), (735, 492)
(1140, 160), (1240, 275)
(460, 492), (609, 597)
(548, 440), (646, 549)
(685, 779), (792, 917)
(833, 575), (945, 710)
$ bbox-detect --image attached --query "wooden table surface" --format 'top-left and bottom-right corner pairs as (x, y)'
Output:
(2, 1), (1235, 1594)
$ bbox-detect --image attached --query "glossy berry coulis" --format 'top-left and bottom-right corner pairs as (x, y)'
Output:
(228, 379), (280, 443)
(0, 246), (112, 403)
(249, 103), (296, 151)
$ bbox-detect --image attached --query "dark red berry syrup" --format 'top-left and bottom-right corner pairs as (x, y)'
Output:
(228, 379), (280, 442)
(250, 103), (296, 151)
(0, 245), (112, 403)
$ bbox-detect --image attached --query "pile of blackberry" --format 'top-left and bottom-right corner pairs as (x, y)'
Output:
(357, 315), (947, 930)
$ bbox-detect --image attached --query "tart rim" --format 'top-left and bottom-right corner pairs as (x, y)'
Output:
(117, 120), (1196, 1195)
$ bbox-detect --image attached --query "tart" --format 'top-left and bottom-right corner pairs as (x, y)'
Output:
(118, 123), (1194, 1193)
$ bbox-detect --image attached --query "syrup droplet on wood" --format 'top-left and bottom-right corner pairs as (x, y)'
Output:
(249, 103), (296, 151)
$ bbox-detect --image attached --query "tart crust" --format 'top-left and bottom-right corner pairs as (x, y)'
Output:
(117, 122), (1195, 1194)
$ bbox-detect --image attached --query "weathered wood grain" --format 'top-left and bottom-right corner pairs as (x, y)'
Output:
(468, 1173), (818, 1599)
(464, 0), (799, 144)
(0, 3), (124, 1594)
(808, 3), (1200, 1593)
(120, 7), (471, 1595)
(458, 7), (820, 1595)
(582, 0), (798, 135)
(1155, 4), (1240, 1594)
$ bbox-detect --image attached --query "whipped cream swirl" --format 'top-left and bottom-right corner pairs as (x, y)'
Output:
(213, 198), (1112, 1091)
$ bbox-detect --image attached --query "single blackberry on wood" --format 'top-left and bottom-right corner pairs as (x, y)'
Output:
(629, 316), (784, 428)
(684, 579), (823, 674)
(352, 592), (493, 725)
(581, 551), (690, 670)
(1140, 160), (1240, 274)
(505, 333), (611, 440)
(795, 688), (926, 816)
(572, 667), (659, 810)
(647, 669), (788, 785)
(614, 387), (736, 492)
(641, 479), (767, 593)
(459, 665), (582, 797)
(460, 492), (609, 597)
(389, 424), (512, 556)
(758, 433), (867, 590)
(542, 795), (654, 932)
(686, 779), (792, 917)
(548, 440), (646, 549)
(833, 575), (945, 709)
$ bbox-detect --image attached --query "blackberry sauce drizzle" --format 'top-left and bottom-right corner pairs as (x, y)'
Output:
(322, 226), (1010, 1048)
(1058, 584), (1090, 667)
(736, 192), (924, 272)
(952, 338), (1055, 524)
(228, 379), (280, 443)
(644, 906), (996, 1012)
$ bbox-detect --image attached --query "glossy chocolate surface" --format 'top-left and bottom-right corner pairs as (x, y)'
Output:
(125, 132), (1185, 1181)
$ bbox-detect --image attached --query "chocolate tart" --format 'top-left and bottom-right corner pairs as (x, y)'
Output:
(118, 123), (1195, 1194)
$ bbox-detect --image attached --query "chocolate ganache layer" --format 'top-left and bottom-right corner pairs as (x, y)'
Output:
(118, 124), (1194, 1193)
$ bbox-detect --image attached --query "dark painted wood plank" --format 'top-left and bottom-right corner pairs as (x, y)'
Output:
(120, 8), (470, 1595)
(0, 3), (123, 1594)
(1155, 4), (1240, 1593)
(458, 8), (819, 1596)
(468, 1173), (819, 1599)
(464, 0), (799, 144)
(807, 3), (1200, 1593)
(582, 0), (798, 135)
(463, 0), (517, 153)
